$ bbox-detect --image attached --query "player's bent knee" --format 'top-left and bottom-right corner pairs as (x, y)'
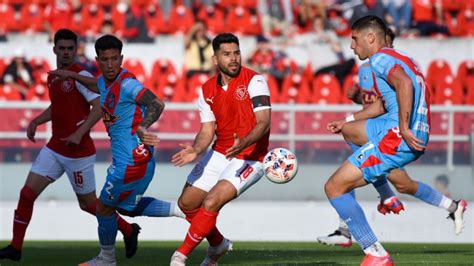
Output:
(201, 195), (221, 212)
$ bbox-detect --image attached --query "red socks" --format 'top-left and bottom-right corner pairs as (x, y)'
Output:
(177, 208), (218, 256)
(182, 208), (224, 247)
(82, 200), (133, 237)
(11, 186), (38, 250)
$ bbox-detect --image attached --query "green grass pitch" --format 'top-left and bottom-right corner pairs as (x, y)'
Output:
(0, 241), (472, 265)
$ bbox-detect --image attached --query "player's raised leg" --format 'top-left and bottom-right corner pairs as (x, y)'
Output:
(388, 169), (468, 234)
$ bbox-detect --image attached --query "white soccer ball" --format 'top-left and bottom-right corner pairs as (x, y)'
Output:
(263, 148), (298, 184)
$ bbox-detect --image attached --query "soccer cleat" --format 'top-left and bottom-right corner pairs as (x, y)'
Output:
(448, 199), (468, 235)
(360, 253), (394, 266)
(170, 251), (187, 266)
(0, 245), (22, 261)
(123, 223), (141, 258)
(377, 196), (405, 215)
(200, 238), (233, 266)
(78, 255), (116, 266)
(316, 230), (352, 247)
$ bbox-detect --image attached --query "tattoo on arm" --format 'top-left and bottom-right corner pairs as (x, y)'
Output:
(139, 90), (165, 128)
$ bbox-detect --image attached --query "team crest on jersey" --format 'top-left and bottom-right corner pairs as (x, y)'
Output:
(61, 79), (74, 92)
(102, 107), (119, 125)
(235, 85), (248, 101)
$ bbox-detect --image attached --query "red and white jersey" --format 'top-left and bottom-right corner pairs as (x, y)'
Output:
(199, 66), (271, 161)
(46, 64), (99, 158)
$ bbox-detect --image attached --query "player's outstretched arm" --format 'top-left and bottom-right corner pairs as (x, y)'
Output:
(61, 97), (102, 145)
(226, 108), (271, 159)
(27, 105), (52, 142)
(48, 69), (99, 93)
(388, 67), (425, 151)
(136, 90), (165, 146)
(172, 121), (215, 167)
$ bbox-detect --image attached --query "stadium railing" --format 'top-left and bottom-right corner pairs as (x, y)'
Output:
(0, 101), (473, 170)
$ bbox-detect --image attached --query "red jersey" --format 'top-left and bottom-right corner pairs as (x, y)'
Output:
(46, 64), (99, 158)
(200, 67), (270, 161)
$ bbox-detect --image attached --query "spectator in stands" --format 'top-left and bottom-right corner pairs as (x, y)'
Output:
(348, 0), (389, 26)
(184, 21), (214, 78)
(247, 35), (292, 86)
(295, 16), (355, 87)
(412, 0), (450, 36)
(294, 0), (326, 33)
(385, 0), (412, 34)
(434, 174), (451, 197)
(2, 48), (34, 100)
(259, 0), (293, 36)
(122, 0), (154, 43)
(74, 40), (99, 76)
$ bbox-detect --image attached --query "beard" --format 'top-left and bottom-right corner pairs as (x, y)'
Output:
(219, 63), (241, 78)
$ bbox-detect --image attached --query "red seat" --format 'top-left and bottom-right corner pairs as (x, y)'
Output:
(341, 74), (358, 104)
(154, 74), (187, 102)
(26, 83), (49, 101)
(455, 60), (474, 92)
(197, 5), (226, 34)
(262, 73), (280, 103)
(0, 3), (18, 33)
(21, 3), (46, 33)
(426, 60), (453, 94)
(149, 59), (177, 92)
(44, 1), (73, 33)
(29, 57), (52, 84)
(464, 77), (474, 104)
(110, 3), (127, 36)
(312, 74), (342, 104)
(144, 3), (166, 37)
(186, 73), (210, 102)
(0, 85), (22, 101)
(123, 59), (147, 84)
(167, 4), (195, 34)
(457, 8), (474, 36)
(80, 4), (105, 36)
(280, 74), (311, 103)
(226, 6), (262, 35)
(432, 75), (464, 105)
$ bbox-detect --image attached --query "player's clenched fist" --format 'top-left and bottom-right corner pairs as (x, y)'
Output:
(327, 119), (345, 134)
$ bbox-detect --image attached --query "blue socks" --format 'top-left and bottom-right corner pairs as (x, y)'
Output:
(134, 197), (172, 217)
(414, 181), (442, 207)
(97, 213), (118, 248)
(330, 193), (378, 249)
(373, 177), (396, 201)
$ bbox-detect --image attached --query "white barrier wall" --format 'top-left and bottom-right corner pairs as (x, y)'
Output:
(0, 163), (472, 242)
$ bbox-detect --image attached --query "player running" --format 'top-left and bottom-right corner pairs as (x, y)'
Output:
(169, 33), (271, 266)
(50, 34), (184, 266)
(319, 28), (467, 248)
(0, 29), (140, 261)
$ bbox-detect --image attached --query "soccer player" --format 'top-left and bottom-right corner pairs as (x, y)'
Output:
(324, 15), (436, 265)
(50, 34), (184, 265)
(0, 29), (140, 261)
(320, 26), (468, 248)
(169, 33), (271, 266)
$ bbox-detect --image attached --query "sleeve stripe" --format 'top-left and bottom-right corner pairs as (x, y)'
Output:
(387, 64), (403, 82)
(135, 88), (148, 102)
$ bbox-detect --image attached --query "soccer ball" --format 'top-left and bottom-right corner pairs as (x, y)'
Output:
(263, 148), (298, 184)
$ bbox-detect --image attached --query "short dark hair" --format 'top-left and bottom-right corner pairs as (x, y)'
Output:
(212, 33), (239, 53)
(54, 29), (77, 45)
(94, 34), (123, 56)
(386, 27), (396, 45)
(351, 15), (387, 38)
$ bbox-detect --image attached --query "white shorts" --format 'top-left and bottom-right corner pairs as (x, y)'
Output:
(30, 146), (96, 195)
(187, 150), (264, 195)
